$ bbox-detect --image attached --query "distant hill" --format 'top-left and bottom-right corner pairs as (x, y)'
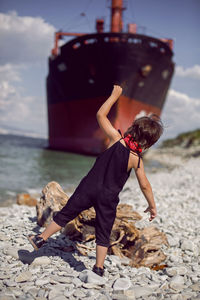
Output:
(161, 129), (200, 148)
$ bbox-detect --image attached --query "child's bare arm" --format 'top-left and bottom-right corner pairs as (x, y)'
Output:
(135, 160), (157, 221)
(96, 85), (122, 142)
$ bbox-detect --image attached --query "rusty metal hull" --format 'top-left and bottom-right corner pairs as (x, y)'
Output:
(47, 33), (174, 155)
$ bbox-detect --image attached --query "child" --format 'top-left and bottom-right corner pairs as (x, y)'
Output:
(28, 85), (163, 277)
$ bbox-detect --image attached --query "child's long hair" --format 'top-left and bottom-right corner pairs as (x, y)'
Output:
(124, 114), (163, 150)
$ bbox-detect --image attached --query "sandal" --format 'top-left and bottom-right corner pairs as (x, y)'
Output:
(28, 235), (46, 250)
(92, 264), (105, 277)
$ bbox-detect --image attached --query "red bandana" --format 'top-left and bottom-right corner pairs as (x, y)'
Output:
(124, 134), (142, 153)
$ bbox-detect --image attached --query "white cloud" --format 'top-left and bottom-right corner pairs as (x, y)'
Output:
(0, 11), (56, 64)
(0, 63), (47, 137)
(0, 63), (23, 82)
(0, 64), (32, 124)
(161, 89), (200, 140)
(0, 10), (53, 136)
(175, 65), (200, 80)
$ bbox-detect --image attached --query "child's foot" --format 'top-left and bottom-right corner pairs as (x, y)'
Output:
(28, 235), (46, 250)
(92, 264), (105, 277)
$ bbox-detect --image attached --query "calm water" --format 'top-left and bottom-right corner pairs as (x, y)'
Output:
(0, 134), (95, 206)
(0, 134), (162, 207)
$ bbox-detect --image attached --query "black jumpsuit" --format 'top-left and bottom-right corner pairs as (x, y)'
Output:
(53, 137), (140, 247)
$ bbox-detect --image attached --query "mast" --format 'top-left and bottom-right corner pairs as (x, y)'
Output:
(110, 0), (124, 32)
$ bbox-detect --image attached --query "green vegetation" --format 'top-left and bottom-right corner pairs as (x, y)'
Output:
(161, 129), (200, 148)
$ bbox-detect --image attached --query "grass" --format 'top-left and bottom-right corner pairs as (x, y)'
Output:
(161, 129), (200, 148)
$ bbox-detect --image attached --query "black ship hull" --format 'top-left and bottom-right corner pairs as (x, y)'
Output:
(47, 33), (174, 155)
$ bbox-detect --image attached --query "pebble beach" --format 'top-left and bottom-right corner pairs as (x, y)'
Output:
(0, 147), (200, 300)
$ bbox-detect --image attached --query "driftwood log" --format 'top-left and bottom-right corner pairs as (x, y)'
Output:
(36, 181), (169, 268)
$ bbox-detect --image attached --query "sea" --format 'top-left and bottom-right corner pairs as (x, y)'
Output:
(0, 133), (162, 207)
(0, 133), (95, 207)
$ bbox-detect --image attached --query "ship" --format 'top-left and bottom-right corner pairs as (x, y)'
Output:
(47, 0), (174, 155)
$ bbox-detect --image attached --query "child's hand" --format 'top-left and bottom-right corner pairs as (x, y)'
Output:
(111, 85), (122, 99)
(144, 206), (157, 221)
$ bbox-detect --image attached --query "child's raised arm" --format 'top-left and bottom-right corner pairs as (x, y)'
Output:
(96, 85), (122, 143)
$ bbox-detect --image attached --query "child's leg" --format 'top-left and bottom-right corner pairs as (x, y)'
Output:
(29, 189), (94, 250)
(32, 189), (93, 242)
(28, 220), (62, 250)
(94, 194), (119, 269)
(95, 245), (108, 268)
(39, 224), (108, 268)
(39, 221), (61, 241)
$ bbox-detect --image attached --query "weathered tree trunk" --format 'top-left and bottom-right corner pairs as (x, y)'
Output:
(36, 181), (168, 268)
(36, 181), (69, 227)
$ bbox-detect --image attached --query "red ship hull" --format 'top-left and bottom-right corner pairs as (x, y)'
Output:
(48, 95), (161, 155)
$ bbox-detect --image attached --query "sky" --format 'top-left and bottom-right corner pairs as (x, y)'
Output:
(0, 0), (199, 141)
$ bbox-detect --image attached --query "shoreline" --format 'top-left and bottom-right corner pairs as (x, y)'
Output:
(144, 144), (200, 169)
(0, 148), (200, 299)
(0, 144), (191, 208)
